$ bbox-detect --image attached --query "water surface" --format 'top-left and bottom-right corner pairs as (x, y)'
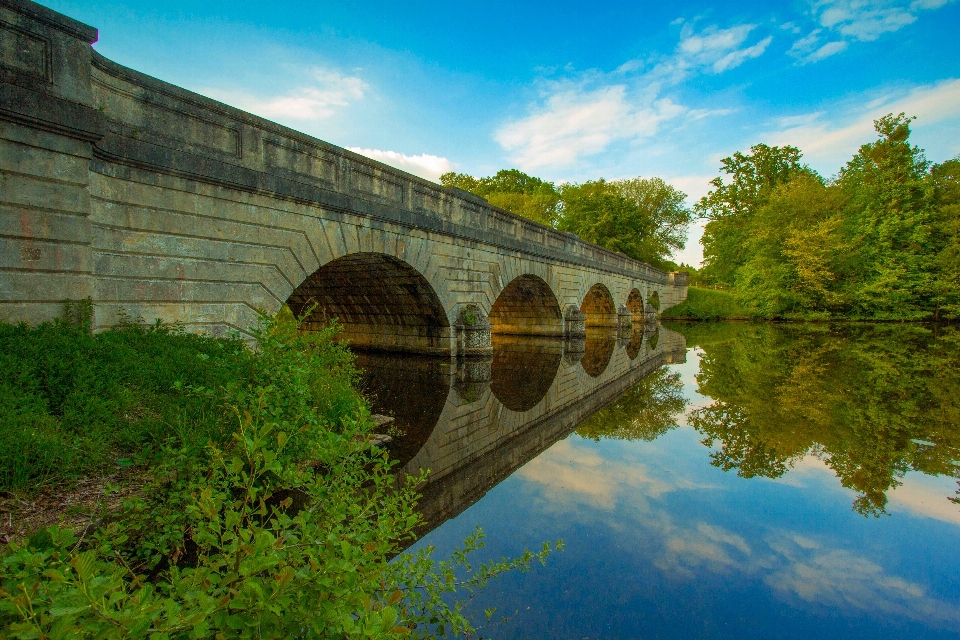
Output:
(359, 323), (960, 639)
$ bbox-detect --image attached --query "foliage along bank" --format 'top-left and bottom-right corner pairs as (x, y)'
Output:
(0, 307), (559, 638)
(694, 113), (960, 321)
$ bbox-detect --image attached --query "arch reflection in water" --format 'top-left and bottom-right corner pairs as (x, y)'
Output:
(354, 353), (451, 468)
(581, 329), (617, 377)
(490, 335), (563, 412)
(400, 326), (686, 537)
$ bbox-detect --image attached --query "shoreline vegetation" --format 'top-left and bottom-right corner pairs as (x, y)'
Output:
(0, 305), (559, 638)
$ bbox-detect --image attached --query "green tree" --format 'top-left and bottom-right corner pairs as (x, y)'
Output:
(927, 158), (960, 318)
(441, 169), (561, 227)
(443, 169), (692, 268)
(557, 179), (653, 262)
(558, 179), (690, 267)
(837, 113), (936, 317)
(696, 144), (808, 287)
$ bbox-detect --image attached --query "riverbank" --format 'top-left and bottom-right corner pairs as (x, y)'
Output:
(0, 308), (555, 637)
(662, 287), (958, 323)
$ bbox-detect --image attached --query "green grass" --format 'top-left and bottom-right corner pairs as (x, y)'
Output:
(0, 308), (258, 492)
(661, 287), (756, 320)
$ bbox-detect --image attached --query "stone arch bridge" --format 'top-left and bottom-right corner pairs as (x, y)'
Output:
(0, 0), (687, 356)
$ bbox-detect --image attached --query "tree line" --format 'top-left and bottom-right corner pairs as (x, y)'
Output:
(440, 169), (693, 271)
(693, 113), (960, 320)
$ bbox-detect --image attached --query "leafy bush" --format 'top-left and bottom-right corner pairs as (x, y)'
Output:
(0, 303), (254, 492)
(0, 312), (560, 637)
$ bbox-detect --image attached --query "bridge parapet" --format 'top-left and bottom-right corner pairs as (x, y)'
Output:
(1, 0), (686, 346)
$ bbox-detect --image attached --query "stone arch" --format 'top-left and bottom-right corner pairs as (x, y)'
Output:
(649, 291), (661, 313)
(489, 275), (563, 336)
(626, 288), (644, 323)
(580, 283), (618, 328)
(287, 252), (451, 354)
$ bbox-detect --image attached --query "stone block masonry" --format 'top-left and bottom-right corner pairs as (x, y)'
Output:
(0, 0), (687, 355)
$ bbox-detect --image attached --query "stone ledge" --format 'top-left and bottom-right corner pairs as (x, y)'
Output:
(0, 0), (97, 43)
(0, 82), (105, 142)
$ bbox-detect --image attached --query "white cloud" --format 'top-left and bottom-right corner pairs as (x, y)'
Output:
(791, 0), (956, 63)
(494, 21), (766, 170)
(788, 29), (850, 63)
(495, 84), (686, 169)
(765, 78), (960, 170)
(346, 148), (454, 182)
(676, 23), (772, 74)
(206, 67), (367, 121)
(817, 0), (918, 40)
(766, 536), (960, 624)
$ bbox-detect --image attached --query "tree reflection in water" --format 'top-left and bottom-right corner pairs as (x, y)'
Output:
(673, 322), (960, 517)
(575, 367), (687, 442)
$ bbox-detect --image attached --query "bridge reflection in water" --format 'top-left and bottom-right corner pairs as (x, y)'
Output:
(356, 325), (685, 538)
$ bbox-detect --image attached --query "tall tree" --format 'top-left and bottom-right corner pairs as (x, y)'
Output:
(610, 177), (693, 266)
(557, 180), (652, 260)
(837, 113), (935, 317)
(695, 144), (807, 287)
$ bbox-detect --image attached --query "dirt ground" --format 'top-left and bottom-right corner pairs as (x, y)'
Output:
(0, 469), (150, 546)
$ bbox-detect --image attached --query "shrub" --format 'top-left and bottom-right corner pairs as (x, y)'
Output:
(0, 312), (560, 638)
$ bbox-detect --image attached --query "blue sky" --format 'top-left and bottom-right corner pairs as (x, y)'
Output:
(44, 0), (960, 265)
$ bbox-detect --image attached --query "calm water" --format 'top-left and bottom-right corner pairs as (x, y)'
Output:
(358, 323), (960, 639)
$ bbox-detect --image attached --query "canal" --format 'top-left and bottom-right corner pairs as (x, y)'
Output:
(357, 322), (960, 639)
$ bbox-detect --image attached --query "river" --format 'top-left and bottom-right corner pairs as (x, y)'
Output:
(356, 322), (960, 639)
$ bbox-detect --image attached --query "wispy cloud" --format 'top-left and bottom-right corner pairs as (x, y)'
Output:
(495, 85), (685, 169)
(789, 0), (955, 63)
(675, 23), (773, 74)
(787, 29), (849, 63)
(206, 67), (367, 121)
(346, 148), (454, 182)
(766, 535), (960, 624)
(494, 21), (767, 169)
(765, 78), (960, 169)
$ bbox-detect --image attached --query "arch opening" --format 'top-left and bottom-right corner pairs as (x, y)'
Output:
(287, 252), (450, 354)
(626, 289), (644, 323)
(580, 283), (618, 328)
(489, 275), (563, 336)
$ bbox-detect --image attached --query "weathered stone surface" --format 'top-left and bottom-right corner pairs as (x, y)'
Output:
(0, 0), (688, 354)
